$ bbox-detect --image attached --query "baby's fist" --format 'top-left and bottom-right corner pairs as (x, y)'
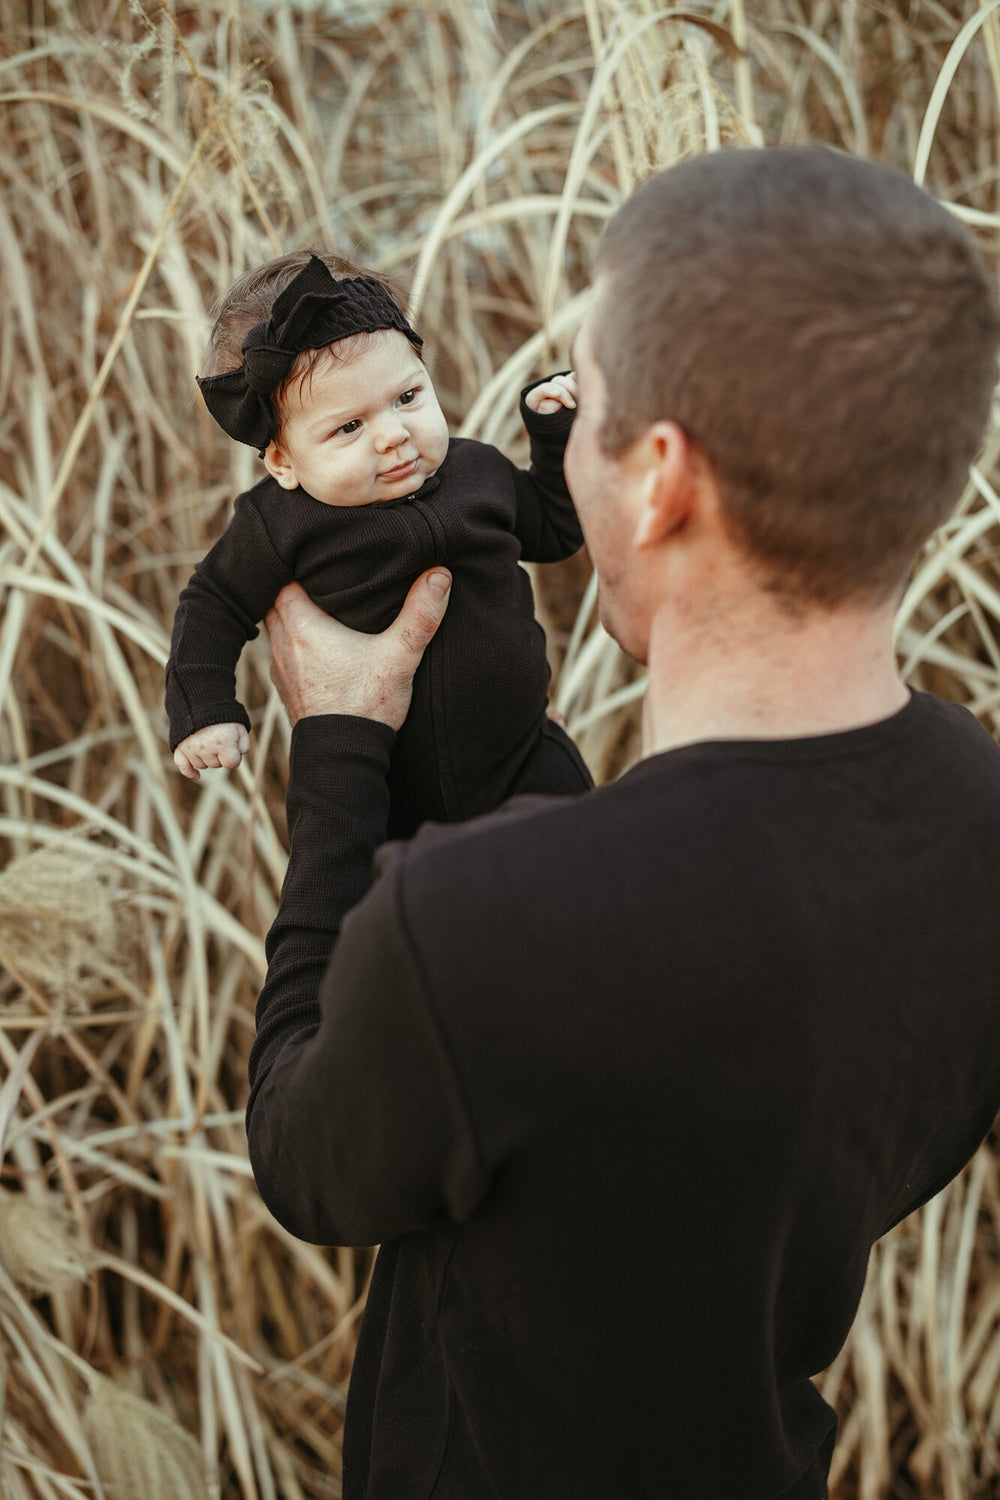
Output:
(174, 723), (250, 781)
(525, 371), (578, 415)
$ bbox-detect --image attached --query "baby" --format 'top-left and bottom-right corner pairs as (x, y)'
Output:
(166, 251), (591, 832)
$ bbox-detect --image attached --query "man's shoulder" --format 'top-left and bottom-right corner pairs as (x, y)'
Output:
(908, 687), (1000, 754)
(387, 693), (1000, 923)
(874, 690), (1000, 803)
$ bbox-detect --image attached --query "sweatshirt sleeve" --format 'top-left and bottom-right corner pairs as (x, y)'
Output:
(164, 493), (294, 750)
(245, 714), (487, 1247)
(510, 377), (584, 563)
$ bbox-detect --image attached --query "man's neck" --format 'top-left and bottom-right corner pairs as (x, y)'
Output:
(641, 588), (909, 757)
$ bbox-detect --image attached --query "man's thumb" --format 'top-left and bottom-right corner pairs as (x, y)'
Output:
(397, 568), (452, 656)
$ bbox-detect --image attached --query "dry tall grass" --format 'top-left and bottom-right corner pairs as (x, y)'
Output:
(1, 2), (999, 1496)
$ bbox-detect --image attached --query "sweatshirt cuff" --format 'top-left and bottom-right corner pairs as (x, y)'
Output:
(288, 713), (396, 794)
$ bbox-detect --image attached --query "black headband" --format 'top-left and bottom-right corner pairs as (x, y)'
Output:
(196, 255), (423, 451)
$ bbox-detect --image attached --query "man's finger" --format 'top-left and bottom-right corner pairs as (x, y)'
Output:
(393, 569), (452, 657)
(265, 580), (313, 640)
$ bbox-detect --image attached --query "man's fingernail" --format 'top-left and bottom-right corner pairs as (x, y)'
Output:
(428, 571), (451, 597)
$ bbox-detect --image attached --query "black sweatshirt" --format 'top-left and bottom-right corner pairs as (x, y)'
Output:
(247, 692), (1000, 1499)
(166, 393), (584, 821)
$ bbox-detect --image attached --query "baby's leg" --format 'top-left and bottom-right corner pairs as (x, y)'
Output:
(387, 717), (592, 832)
(385, 766), (424, 840)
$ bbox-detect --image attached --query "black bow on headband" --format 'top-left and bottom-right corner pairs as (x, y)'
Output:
(196, 256), (423, 452)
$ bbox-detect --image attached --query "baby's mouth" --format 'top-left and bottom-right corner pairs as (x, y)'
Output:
(380, 457), (419, 481)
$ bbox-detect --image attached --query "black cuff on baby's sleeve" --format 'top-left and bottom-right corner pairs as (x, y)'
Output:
(520, 375), (577, 439)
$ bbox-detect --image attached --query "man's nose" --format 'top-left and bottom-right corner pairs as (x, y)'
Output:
(373, 413), (409, 452)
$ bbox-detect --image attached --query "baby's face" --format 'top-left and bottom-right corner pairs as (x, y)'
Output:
(264, 329), (450, 507)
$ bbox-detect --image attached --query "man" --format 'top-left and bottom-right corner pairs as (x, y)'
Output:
(247, 147), (1000, 1498)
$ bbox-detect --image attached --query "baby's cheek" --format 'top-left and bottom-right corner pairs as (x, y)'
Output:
(425, 411), (451, 465)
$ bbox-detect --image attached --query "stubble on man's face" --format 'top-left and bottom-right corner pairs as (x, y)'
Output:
(564, 299), (650, 664)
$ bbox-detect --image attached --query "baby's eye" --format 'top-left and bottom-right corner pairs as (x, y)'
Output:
(336, 418), (362, 436)
(397, 388), (419, 407)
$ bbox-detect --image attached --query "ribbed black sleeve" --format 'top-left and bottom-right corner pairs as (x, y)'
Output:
(165, 496), (293, 746)
(245, 713), (488, 1249)
(513, 383), (582, 561)
(246, 714), (395, 1110)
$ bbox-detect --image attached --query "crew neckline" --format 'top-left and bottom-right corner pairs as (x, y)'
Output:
(631, 690), (937, 773)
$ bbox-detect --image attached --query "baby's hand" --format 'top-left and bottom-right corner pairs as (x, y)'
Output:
(174, 723), (250, 781)
(525, 371), (578, 415)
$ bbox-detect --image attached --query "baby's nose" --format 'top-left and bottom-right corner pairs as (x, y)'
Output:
(374, 413), (409, 451)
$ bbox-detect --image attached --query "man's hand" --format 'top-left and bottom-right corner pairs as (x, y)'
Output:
(174, 722), (250, 781)
(524, 371), (578, 415)
(264, 570), (452, 732)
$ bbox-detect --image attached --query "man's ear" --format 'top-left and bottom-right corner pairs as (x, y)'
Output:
(633, 420), (695, 550)
(264, 439), (299, 491)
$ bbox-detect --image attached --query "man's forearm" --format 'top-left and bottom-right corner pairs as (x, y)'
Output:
(246, 714), (396, 1116)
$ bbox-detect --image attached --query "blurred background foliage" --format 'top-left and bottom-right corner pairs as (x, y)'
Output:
(1, 2), (1000, 1496)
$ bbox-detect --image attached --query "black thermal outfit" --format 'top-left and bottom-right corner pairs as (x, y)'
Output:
(166, 391), (591, 826)
(246, 691), (1000, 1499)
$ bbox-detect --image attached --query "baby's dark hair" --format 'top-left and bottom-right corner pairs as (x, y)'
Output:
(202, 251), (415, 437)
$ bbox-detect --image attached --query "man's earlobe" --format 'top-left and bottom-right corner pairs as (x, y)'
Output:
(633, 421), (692, 550)
(264, 441), (298, 491)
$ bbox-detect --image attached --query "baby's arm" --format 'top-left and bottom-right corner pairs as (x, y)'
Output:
(513, 372), (583, 562)
(523, 371), (578, 414)
(167, 493), (293, 763)
(174, 722), (250, 781)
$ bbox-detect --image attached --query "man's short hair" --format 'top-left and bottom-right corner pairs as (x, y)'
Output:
(593, 147), (999, 606)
